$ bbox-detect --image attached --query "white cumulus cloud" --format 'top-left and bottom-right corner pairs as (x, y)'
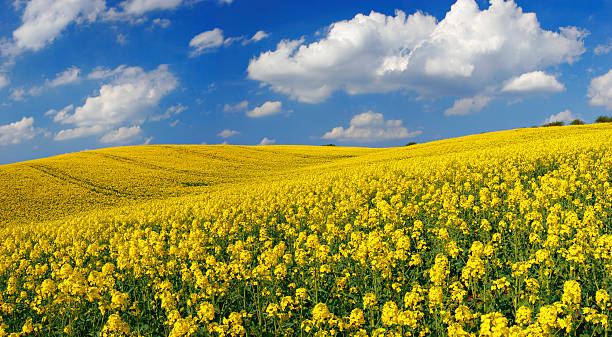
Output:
(248, 0), (586, 104)
(223, 100), (248, 113)
(53, 64), (177, 142)
(242, 30), (269, 45)
(150, 103), (187, 121)
(152, 18), (171, 29)
(218, 129), (240, 138)
(594, 40), (612, 55)
(2, 0), (105, 56)
(501, 71), (565, 93)
(99, 126), (142, 144)
(258, 137), (276, 145)
(48, 66), (80, 87)
(0, 116), (37, 145)
(189, 28), (225, 56)
(543, 109), (577, 125)
(322, 111), (421, 142)
(444, 95), (491, 116)
(588, 69), (612, 110)
(0, 74), (9, 89)
(246, 101), (283, 118)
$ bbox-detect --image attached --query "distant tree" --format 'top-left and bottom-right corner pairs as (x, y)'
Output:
(322, 144), (336, 146)
(406, 142), (417, 146)
(570, 119), (585, 125)
(595, 115), (612, 123)
(542, 121), (564, 127)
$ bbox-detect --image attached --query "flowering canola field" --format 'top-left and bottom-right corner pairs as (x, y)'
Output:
(1, 124), (612, 337)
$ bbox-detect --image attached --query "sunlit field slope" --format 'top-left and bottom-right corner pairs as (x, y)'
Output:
(0, 145), (380, 225)
(1, 123), (612, 336)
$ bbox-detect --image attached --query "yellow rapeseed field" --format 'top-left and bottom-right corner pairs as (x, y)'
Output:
(1, 124), (612, 336)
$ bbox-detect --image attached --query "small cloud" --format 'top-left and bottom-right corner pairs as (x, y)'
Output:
(246, 101), (282, 118)
(0, 116), (38, 145)
(10, 88), (25, 101)
(45, 104), (74, 122)
(242, 30), (269, 45)
(48, 66), (81, 87)
(223, 100), (248, 113)
(501, 71), (565, 94)
(189, 28), (224, 56)
(322, 111), (421, 142)
(151, 103), (187, 121)
(116, 33), (128, 46)
(218, 129), (240, 138)
(594, 39), (612, 55)
(99, 126), (143, 144)
(88, 65), (127, 80)
(258, 137), (276, 145)
(0, 73), (9, 89)
(143, 136), (153, 145)
(152, 18), (171, 29)
(588, 69), (612, 110)
(251, 30), (269, 42)
(444, 96), (491, 116)
(169, 119), (179, 127)
(543, 109), (577, 124)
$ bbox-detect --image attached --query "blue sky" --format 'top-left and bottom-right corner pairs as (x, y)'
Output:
(0, 0), (611, 164)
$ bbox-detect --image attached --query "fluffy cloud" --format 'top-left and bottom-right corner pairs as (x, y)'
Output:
(45, 104), (74, 122)
(0, 116), (37, 145)
(322, 111), (421, 142)
(248, 0), (586, 104)
(223, 100), (248, 113)
(258, 137), (276, 145)
(594, 40), (612, 55)
(588, 69), (612, 110)
(53, 64), (177, 142)
(190, 29), (270, 55)
(501, 71), (565, 93)
(444, 95), (491, 116)
(251, 30), (269, 42)
(99, 126), (142, 144)
(48, 66), (80, 87)
(0, 74), (9, 89)
(88, 65), (128, 79)
(543, 109), (577, 125)
(189, 28), (225, 56)
(246, 101), (282, 118)
(218, 129), (240, 138)
(242, 30), (269, 45)
(115, 0), (182, 16)
(152, 18), (171, 29)
(2, 0), (105, 56)
(9, 66), (81, 101)
(150, 103), (186, 121)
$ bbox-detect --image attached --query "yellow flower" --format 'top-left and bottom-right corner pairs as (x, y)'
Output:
(561, 280), (581, 306)
(362, 292), (377, 309)
(381, 301), (399, 326)
(348, 308), (365, 328)
(312, 303), (330, 323)
(197, 302), (215, 322)
(596, 289), (610, 307)
(515, 306), (532, 326)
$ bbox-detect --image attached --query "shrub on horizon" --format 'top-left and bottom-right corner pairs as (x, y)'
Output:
(570, 119), (585, 125)
(595, 115), (612, 123)
(542, 121), (564, 127)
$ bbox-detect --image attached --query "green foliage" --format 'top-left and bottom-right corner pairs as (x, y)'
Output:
(322, 144), (336, 146)
(595, 115), (612, 123)
(570, 119), (585, 125)
(542, 121), (564, 127)
(405, 142), (417, 146)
